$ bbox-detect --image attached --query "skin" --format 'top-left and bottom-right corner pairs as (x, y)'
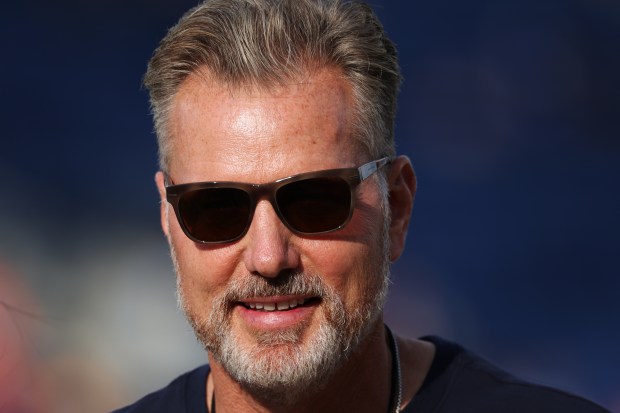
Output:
(155, 67), (433, 412)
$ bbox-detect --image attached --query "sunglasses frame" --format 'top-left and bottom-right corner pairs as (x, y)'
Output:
(164, 157), (392, 244)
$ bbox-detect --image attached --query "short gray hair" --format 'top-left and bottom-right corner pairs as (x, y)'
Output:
(144, 0), (401, 172)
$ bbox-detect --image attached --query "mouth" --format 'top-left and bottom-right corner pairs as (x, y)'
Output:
(234, 295), (320, 331)
(239, 296), (320, 312)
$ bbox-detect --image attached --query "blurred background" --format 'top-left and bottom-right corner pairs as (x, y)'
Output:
(1, 0), (618, 411)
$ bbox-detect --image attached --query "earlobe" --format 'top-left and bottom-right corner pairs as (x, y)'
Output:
(155, 171), (171, 237)
(387, 156), (416, 262)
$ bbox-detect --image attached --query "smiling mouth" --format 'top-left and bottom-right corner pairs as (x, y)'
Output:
(240, 297), (319, 312)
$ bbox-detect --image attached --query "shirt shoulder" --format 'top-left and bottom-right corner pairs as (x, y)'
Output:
(406, 336), (610, 413)
(110, 364), (210, 413)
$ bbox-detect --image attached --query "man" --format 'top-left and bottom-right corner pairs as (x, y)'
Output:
(115, 0), (610, 412)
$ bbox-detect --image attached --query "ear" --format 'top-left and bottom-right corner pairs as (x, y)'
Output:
(387, 155), (416, 262)
(155, 171), (171, 238)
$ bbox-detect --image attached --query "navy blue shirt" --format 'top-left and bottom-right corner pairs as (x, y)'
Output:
(112, 337), (610, 412)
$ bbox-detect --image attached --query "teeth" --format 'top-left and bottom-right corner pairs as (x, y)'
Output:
(245, 298), (308, 311)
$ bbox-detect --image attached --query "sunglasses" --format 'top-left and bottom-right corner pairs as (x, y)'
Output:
(164, 157), (391, 244)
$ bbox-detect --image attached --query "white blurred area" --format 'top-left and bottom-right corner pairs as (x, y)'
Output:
(0, 196), (207, 411)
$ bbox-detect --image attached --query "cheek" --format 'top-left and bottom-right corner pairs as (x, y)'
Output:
(303, 236), (380, 309)
(306, 203), (386, 307)
(168, 225), (240, 306)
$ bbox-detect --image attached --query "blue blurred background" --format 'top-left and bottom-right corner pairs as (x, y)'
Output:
(1, 0), (618, 411)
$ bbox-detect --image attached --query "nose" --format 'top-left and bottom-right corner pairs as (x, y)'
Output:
(242, 200), (300, 278)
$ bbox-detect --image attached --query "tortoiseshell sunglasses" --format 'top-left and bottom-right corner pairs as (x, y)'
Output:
(164, 157), (391, 244)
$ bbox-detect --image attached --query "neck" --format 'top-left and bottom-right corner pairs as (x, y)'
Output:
(207, 319), (393, 413)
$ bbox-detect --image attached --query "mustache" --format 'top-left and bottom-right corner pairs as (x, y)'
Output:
(219, 271), (331, 303)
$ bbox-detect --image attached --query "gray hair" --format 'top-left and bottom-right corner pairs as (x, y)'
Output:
(144, 0), (401, 172)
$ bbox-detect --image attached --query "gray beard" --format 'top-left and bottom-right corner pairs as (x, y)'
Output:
(170, 192), (392, 405)
(179, 268), (389, 405)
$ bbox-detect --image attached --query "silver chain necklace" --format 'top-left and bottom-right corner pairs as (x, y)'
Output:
(386, 325), (403, 413)
(211, 326), (403, 413)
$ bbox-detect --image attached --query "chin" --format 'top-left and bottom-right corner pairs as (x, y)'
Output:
(211, 317), (345, 405)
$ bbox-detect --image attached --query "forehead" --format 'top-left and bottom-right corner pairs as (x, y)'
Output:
(166, 67), (364, 183)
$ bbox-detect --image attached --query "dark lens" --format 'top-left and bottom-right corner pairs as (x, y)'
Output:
(178, 188), (251, 242)
(276, 177), (351, 233)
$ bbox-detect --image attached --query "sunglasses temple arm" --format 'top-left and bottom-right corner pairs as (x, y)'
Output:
(163, 173), (174, 186)
(358, 157), (391, 181)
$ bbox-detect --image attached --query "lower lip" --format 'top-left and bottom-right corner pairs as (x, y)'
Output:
(235, 302), (318, 331)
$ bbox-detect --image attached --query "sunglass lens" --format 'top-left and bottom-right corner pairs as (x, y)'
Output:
(178, 188), (251, 242)
(277, 177), (352, 233)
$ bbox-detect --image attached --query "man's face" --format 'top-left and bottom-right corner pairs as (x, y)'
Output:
(157, 68), (390, 401)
